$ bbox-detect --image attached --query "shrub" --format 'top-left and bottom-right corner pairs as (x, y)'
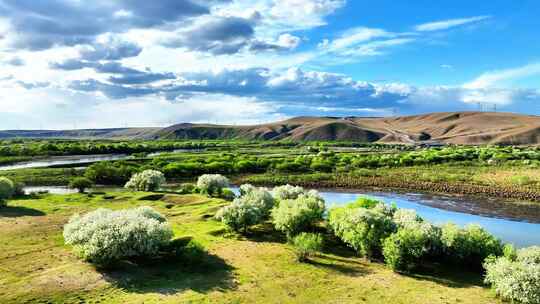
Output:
(197, 174), (229, 196)
(244, 187), (275, 214)
(292, 233), (324, 262)
(441, 223), (503, 268)
(517, 246), (540, 264)
(69, 177), (94, 193)
(0, 177), (15, 204)
(177, 183), (197, 194)
(392, 208), (423, 228)
(215, 186), (275, 233)
(13, 181), (26, 197)
(63, 207), (173, 265)
(215, 199), (264, 233)
(125, 170), (166, 191)
(484, 246), (540, 304)
(383, 222), (441, 272)
(271, 196), (325, 238)
(220, 188), (236, 201)
(272, 184), (307, 201)
(329, 201), (396, 258)
(239, 183), (257, 196)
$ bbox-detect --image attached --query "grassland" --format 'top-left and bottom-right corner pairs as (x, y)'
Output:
(0, 192), (501, 304)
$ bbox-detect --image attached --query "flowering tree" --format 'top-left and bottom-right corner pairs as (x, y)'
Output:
(125, 170), (166, 191)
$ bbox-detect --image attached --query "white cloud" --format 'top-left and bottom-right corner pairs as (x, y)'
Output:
(415, 16), (491, 32)
(463, 62), (540, 89)
(321, 27), (392, 52)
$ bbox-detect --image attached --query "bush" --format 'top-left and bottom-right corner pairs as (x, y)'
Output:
(197, 174), (229, 196)
(441, 223), (503, 268)
(271, 196), (325, 238)
(292, 233), (324, 262)
(484, 246), (540, 304)
(272, 184), (308, 201)
(392, 208), (423, 228)
(329, 202), (395, 258)
(215, 186), (275, 232)
(177, 183), (197, 194)
(215, 199), (264, 233)
(13, 181), (26, 197)
(69, 177), (94, 193)
(0, 177), (15, 204)
(125, 170), (166, 191)
(220, 188), (236, 201)
(63, 207), (173, 265)
(383, 222), (441, 272)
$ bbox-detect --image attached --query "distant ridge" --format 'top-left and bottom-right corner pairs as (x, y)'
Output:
(2, 112), (540, 145)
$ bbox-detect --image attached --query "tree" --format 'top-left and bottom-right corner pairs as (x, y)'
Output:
(69, 177), (94, 193)
(0, 177), (15, 206)
(196, 174), (229, 196)
(125, 170), (166, 191)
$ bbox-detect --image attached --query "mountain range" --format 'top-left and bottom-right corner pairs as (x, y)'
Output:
(2, 112), (540, 145)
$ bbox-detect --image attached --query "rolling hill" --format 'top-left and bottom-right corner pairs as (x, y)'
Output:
(2, 112), (540, 145)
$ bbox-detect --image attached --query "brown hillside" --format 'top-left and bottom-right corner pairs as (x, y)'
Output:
(150, 112), (540, 144)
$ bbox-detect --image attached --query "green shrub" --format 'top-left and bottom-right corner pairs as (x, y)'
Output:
(383, 222), (441, 272)
(292, 233), (324, 262)
(177, 183), (197, 194)
(215, 199), (264, 233)
(125, 170), (166, 191)
(69, 177), (94, 193)
(271, 196), (325, 238)
(392, 208), (423, 228)
(220, 188), (236, 201)
(13, 181), (26, 197)
(63, 207), (173, 265)
(441, 223), (503, 268)
(0, 177), (15, 205)
(329, 203), (395, 258)
(272, 184), (307, 201)
(484, 246), (540, 304)
(197, 174), (229, 196)
(216, 185), (275, 233)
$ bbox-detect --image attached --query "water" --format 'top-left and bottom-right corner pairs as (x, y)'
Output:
(0, 149), (205, 171)
(231, 187), (540, 247)
(0, 154), (129, 171)
(20, 185), (540, 247)
(22, 186), (128, 195)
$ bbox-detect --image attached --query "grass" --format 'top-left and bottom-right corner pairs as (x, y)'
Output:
(0, 192), (501, 304)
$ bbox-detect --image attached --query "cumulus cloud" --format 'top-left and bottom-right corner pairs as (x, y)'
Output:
(164, 16), (255, 55)
(0, 0), (210, 50)
(269, 0), (346, 29)
(1, 55), (24, 66)
(79, 39), (142, 61)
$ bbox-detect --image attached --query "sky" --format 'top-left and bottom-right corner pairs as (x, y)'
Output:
(0, 0), (539, 129)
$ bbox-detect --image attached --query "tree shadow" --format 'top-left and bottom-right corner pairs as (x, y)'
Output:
(402, 263), (485, 289)
(0, 205), (46, 217)
(99, 243), (236, 295)
(306, 257), (373, 277)
(239, 222), (287, 244)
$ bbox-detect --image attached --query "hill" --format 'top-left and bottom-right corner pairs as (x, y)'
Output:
(0, 128), (159, 139)
(151, 112), (540, 145)
(2, 112), (540, 145)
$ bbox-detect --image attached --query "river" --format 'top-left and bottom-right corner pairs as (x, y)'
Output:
(9, 152), (540, 247)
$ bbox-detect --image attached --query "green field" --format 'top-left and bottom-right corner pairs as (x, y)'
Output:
(0, 192), (501, 304)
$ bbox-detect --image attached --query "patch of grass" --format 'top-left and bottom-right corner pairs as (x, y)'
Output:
(0, 192), (501, 303)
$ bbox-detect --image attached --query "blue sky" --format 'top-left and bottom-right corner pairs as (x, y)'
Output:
(0, 0), (539, 129)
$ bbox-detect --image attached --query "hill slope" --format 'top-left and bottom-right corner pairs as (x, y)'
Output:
(2, 112), (540, 145)
(150, 112), (540, 145)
